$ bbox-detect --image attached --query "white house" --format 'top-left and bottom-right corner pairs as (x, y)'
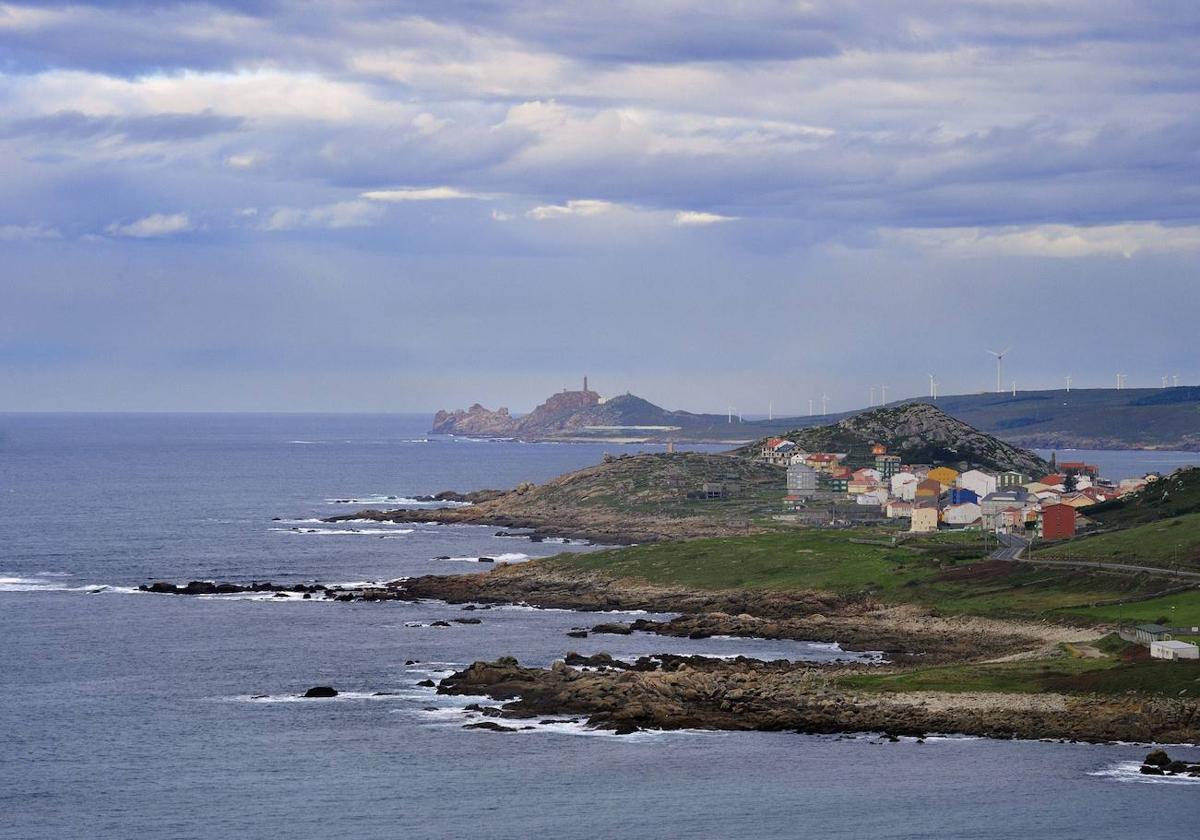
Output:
(855, 488), (889, 506)
(891, 471), (918, 501)
(958, 469), (997, 499)
(942, 501), (982, 526)
(886, 500), (914, 519)
(1150, 640), (1200, 660)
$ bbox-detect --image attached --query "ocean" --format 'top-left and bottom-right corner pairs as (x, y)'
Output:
(1, 413), (1197, 840)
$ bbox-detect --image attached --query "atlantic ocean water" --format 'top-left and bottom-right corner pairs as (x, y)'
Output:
(1, 414), (1196, 840)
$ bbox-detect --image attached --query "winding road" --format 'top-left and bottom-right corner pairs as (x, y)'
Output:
(990, 532), (1200, 581)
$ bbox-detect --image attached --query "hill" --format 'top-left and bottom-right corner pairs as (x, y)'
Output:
(339, 452), (785, 543)
(750, 403), (1049, 475)
(885, 387), (1200, 450)
(1079, 467), (1200, 528)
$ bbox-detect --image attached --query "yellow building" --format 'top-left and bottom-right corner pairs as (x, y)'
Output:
(927, 466), (959, 489)
(910, 506), (939, 533)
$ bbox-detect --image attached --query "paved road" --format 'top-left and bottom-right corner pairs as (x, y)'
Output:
(990, 532), (1200, 580)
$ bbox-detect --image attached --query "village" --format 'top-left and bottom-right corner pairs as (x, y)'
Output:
(759, 437), (1156, 541)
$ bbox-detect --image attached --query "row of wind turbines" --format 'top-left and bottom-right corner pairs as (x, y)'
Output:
(746, 350), (1187, 423)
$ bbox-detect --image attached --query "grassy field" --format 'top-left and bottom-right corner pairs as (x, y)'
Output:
(1054, 589), (1200, 627)
(544, 530), (931, 594)
(543, 529), (1191, 621)
(840, 635), (1200, 697)
(1034, 511), (1200, 570)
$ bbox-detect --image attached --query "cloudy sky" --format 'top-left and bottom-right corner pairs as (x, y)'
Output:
(3, 1), (1198, 414)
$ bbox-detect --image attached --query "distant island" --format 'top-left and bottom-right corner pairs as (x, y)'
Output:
(432, 382), (1200, 450)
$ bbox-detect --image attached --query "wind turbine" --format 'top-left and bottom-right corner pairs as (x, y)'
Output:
(1064, 374), (1072, 393)
(821, 393), (829, 416)
(1011, 381), (1017, 397)
(880, 384), (888, 405)
(869, 386), (876, 407)
(1115, 373), (1126, 390)
(927, 373), (938, 399)
(986, 347), (1010, 394)
(1173, 374), (1180, 387)
(808, 398), (814, 417)
(1162, 376), (1169, 388)
(768, 400), (773, 421)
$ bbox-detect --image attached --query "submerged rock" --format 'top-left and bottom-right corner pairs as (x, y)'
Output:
(302, 686), (338, 698)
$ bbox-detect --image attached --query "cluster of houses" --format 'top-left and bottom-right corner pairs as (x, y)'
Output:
(762, 437), (1155, 539)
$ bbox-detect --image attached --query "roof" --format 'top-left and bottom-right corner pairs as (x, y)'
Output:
(1152, 640), (1199, 650)
(1136, 623), (1170, 633)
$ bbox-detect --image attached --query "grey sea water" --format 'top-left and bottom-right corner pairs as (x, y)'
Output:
(1, 414), (1197, 840)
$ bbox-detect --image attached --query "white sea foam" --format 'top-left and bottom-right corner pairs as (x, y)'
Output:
(269, 527), (415, 537)
(434, 552), (530, 564)
(1089, 760), (1200, 784)
(325, 495), (472, 508)
(227, 691), (408, 704)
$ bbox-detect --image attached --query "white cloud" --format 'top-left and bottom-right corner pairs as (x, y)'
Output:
(885, 223), (1200, 259)
(412, 112), (449, 135)
(526, 199), (619, 220)
(263, 201), (381, 231)
(106, 213), (192, 238)
(360, 187), (484, 202)
(490, 209), (512, 222)
(225, 152), (262, 168)
(0, 223), (61, 240)
(0, 3), (64, 30)
(673, 211), (737, 226)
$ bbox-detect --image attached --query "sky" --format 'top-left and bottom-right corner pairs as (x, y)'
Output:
(2, 1), (1199, 414)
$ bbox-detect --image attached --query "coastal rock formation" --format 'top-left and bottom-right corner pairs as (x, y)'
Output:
(432, 387), (749, 442)
(432, 404), (519, 437)
(303, 686), (338, 698)
(438, 656), (1200, 744)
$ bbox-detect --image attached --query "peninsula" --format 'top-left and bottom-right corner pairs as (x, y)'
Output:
(432, 383), (1200, 450)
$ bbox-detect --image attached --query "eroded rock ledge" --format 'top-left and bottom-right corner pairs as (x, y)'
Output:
(438, 655), (1200, 744)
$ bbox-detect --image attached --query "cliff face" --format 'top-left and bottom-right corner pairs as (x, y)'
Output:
(759, 403), (1049, 475)
(431, 404), (519, 436)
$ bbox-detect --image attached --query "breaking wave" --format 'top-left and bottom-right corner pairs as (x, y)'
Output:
(1089, 761), (1200, 784)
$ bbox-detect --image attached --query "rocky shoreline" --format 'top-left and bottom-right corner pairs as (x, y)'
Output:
(141, 558), (1200, 745)
(437, 654), (1200, 744)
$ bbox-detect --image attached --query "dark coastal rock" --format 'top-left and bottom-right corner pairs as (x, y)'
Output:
(477, 557), (495, 563)
(302, 686), (338, 698)
(564, 652), (628, 670)
(590, 623), (633, 635)
(453, 618), (482, 625)
(463, 721), (518, 733)
(430, 620), (452, 628)
(1143, 749), (1171, 767)
(612, 722), (641, 735)
(566, 630), (588, 638)
(415, 679), (436, 688)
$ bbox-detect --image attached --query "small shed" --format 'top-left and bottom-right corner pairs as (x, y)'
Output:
(1150, 640), (1200, 660)
(1132, 624), (1172, 645)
